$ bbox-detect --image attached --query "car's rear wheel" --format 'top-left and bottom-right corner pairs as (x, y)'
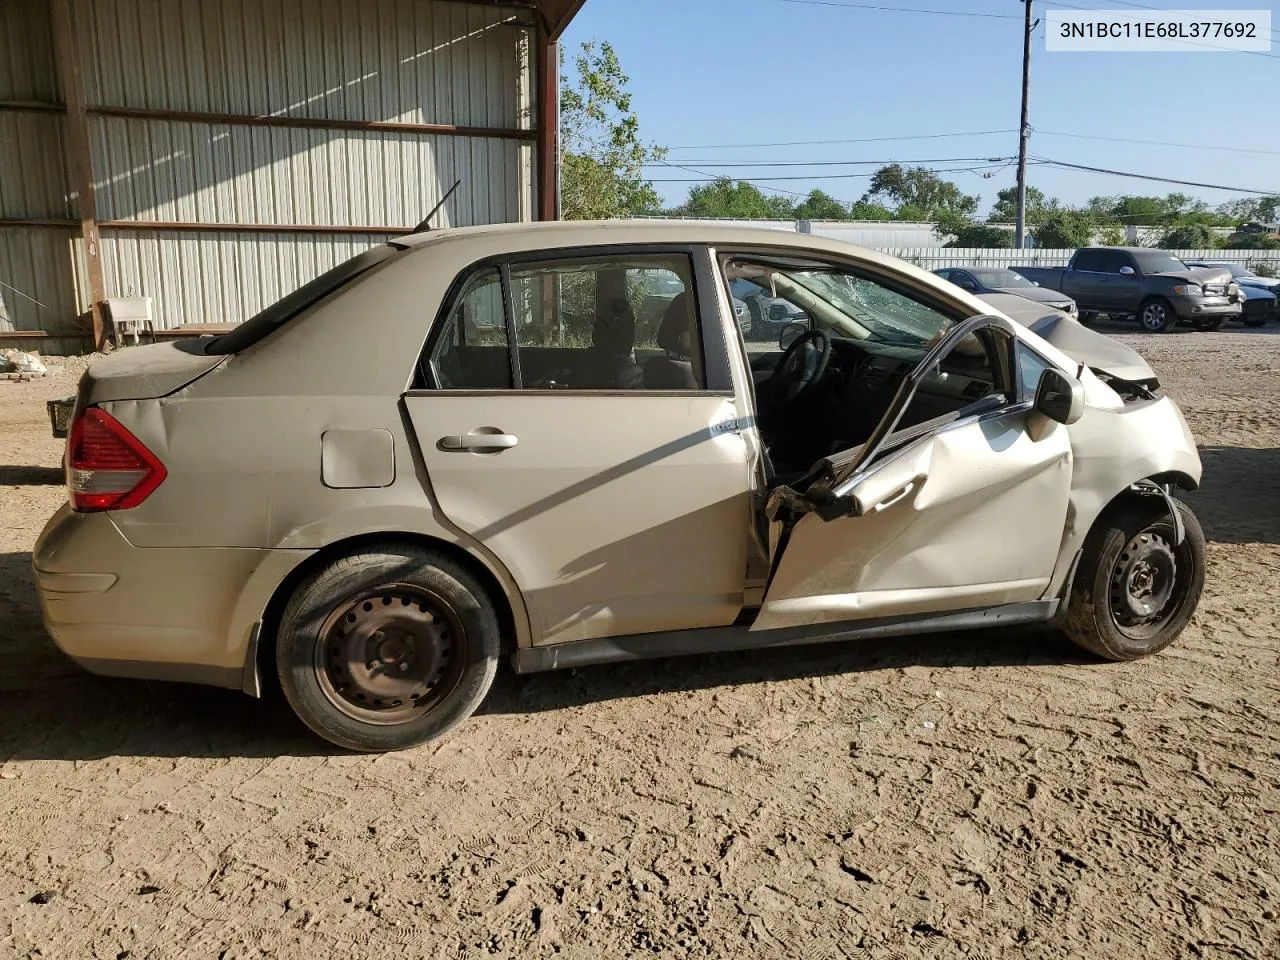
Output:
(276, 544), (500, 752)
(1078, 310), (1098, 326)
(1138, 298), (1177, 333)
(1062, 497), (1204, 661)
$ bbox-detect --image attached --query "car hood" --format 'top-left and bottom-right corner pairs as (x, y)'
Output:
(1153, 266), (1232, 285)
(977, 292), (1156, 383)
(1239, 276), (1280, 291)
(1240, 284), (1277, 301)
(992, 285), (1074, 305)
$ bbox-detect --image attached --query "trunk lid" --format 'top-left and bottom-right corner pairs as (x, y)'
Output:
(77, 340), (225, 405)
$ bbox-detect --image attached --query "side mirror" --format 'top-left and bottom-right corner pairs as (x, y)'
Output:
(956, 280), (977, 291)
(1118, 265), (1136, 277)
(768, 302), (790, 322)
(778, 321), (807, 351)
(1034, 368), (1085, 425)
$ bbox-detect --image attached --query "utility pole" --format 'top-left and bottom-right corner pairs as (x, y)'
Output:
(1015, 0), (1034, 249)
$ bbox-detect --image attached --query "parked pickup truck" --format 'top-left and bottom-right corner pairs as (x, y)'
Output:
(1013, 247), (1241, 333)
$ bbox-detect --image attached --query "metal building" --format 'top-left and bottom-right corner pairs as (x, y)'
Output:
(0, 0), (582, 352)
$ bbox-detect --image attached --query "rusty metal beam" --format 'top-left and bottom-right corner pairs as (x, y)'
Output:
(0, 100), (536, 141)
(1, 217), (410, 235)
(535, 25), (559, 221)
(52, 0), (107, 351)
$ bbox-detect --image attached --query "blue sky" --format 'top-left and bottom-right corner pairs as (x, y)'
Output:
(561, 0), (1280, 218)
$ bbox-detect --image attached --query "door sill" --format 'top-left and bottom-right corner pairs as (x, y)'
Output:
(512, 599), (1059, 673)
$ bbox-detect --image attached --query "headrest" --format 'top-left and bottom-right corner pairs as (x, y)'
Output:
(592, 298), (635, 353)
(657, 292), (696, 358)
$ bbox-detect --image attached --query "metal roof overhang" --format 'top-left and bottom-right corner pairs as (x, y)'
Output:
(455, 0), (587, 39)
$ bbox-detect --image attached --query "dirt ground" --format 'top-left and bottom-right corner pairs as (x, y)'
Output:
(1, 326), (1278, 960)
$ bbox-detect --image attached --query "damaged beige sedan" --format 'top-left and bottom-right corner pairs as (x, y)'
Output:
(34, 222), (1206, 752)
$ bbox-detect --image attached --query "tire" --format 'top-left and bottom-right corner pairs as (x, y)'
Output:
(276, 543), (500, 752)
(1078, 311), (1098, 326)
(1138, 298), (1177, 333)
(1244, 317), (1266, 328)
(1062, 497), (1205, 661)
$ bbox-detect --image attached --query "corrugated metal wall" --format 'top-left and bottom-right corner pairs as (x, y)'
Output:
(0, 0), (536, 344)
(0, 0), (82, 341)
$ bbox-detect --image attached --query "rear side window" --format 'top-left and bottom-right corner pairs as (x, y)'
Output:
(426, 252), (711, 392)
(205, 244), (401, 354)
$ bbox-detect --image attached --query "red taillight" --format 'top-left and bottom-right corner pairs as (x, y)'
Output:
(65, 407), (167, 512)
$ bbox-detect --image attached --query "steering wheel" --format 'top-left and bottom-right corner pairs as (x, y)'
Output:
(768, 328), (832, 406)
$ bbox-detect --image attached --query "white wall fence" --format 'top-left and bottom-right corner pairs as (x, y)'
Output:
(876, 248), (1280, 272)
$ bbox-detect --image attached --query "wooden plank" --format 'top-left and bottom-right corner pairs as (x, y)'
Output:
(51, 0), (107, 351)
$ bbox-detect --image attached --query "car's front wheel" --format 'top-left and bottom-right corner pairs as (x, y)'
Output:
(1138, 298), (1177, 333)
(276, 543), (500, 752)
(1062, 497), (1205, 661)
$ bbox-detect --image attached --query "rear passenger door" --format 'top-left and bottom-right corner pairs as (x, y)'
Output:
(403, 245), (755, 647)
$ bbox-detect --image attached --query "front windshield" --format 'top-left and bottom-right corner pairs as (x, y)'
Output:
(779, 269), (952, 345)
(971, 268), (1035, 288)
(1133, 251), (1187, 275)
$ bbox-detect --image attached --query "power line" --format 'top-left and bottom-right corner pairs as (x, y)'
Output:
(1031, 157), (1280, 196)
(1038, 130), (1280, 158)
(769, 0), (1020, 18)
(667, 129), (1016, 151)
(649, 161), (1011, 183)
(654, 160), (855, 203)
(642, 155), (1009, 168)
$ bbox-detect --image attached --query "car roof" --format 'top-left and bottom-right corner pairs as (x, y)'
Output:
(393, 219), (901, 271)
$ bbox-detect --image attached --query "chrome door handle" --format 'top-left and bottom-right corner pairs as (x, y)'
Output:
(439, 432), (519, 452)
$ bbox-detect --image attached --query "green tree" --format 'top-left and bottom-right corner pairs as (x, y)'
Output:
(860, 164), (979, 220)
(1158, 223), (1214, 249)
(675, 178), (795, 219)
(1219, 196), (1280, 225)
(848, 200), (895, 221)
(988, 185), (1060, 225)
(559, 41), (665, 220)
(794, 189), (850, 221)
(1034, 211), (1097, 248)
(944, 223), (1014, 248)
(1097, 225), (1126, 246)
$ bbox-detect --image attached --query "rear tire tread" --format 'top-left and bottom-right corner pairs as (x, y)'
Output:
(276, 543), (500, 752)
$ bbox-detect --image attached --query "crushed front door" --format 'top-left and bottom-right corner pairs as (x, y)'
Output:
(753, 316), (1074, 632)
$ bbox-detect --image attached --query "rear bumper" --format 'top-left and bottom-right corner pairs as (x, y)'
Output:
(33, 503), (306, 692)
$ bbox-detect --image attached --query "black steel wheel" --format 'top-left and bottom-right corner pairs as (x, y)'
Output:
(1063, 497), (1205, 661)
(276, 544), (500, 752)
(316, 584), (466, 724)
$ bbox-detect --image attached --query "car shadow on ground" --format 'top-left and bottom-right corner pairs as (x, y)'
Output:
(2, 545), (1093, 761)
(0, 465), (63, 485)
(0, 550), (329, 762)
(1187, 446), (1280, 545)
(479, 625), (1092, 718)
